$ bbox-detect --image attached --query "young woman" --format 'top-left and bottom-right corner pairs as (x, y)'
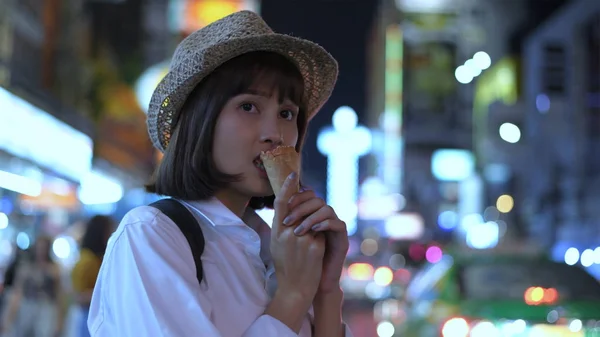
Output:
(88, 11), (351, 337)
(71, 215), (115, 337)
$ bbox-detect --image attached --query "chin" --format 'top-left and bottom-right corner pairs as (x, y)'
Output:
(237, 180), (274, 199)
(253, 183), (275, 198)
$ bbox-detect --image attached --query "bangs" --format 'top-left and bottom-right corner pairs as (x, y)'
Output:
(214, 52), (305, 108)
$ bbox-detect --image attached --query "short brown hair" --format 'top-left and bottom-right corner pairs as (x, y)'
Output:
(146, 51), (308, 209)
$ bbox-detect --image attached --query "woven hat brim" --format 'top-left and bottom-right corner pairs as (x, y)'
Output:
(147, 33), (339, 152)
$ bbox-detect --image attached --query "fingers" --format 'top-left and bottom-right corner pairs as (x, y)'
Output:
(273, 172), (299, 232)
(310, 219), (347, 233)
(288, 189), (317, 210)
(293, 205), (340, 235)
(279, 187), (345, 237)
(283, 197), (325, 227)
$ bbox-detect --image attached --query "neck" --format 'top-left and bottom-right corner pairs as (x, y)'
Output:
(214, 189), (250, 218)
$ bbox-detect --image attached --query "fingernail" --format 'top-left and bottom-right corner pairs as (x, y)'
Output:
(283, 216), (293, 225)
(289, 172), (297, 180)
(294, 225), (304, 235)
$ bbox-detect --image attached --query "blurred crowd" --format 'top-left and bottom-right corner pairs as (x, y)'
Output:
(0, 216), (114, 337)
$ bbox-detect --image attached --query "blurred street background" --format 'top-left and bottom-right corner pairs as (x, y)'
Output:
(0, 0), (600, 336)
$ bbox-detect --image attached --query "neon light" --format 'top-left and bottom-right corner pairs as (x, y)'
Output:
(383, 25), (404, 195)
(317, 106), (371, 236)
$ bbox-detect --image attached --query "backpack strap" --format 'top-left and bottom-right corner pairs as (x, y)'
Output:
(149, 198), (205, 284)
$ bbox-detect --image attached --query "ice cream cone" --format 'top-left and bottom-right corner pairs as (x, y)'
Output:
(260, 146), (300, 197)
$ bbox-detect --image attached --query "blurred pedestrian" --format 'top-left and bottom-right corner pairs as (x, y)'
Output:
(1, 236), (64, 337)
(0, 248), (28, 332)
(71, 215), (114, 337)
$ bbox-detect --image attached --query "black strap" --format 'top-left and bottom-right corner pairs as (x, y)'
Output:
(149, 199), (205, 284)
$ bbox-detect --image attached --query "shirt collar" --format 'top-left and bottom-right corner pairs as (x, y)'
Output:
(184, 197), (275, 277)
(185, 197), (244, 227)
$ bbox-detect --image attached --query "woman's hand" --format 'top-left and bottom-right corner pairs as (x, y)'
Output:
(267, 172), (326, 333)
(283, 189), (349, 294)
(271, 173), (326, 300)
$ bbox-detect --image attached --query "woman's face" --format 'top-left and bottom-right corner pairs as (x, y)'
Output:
(212, 83), (300, 198)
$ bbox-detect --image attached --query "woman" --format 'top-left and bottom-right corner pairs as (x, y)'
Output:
(71, 215), (114, 337)
(2, 236), (64, 337)
(89, 11), (351, 337)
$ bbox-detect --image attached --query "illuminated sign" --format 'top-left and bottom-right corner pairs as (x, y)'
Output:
(317, 106), (372, 236)
(382, 25), (404, 195)
(0, 87), (93, 182)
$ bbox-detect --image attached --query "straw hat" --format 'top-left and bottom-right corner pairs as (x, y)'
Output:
(147, 10), (339, 152)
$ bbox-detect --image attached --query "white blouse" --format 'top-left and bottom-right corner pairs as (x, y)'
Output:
(88, 198), (352, 337)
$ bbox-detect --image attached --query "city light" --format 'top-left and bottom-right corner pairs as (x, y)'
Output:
(374, 267), (394, 286)
(16, 232), (30, 250)
(347, 263), (374, 281)
(360, 238), (379, 256)
(455, 65), (473, 84)
(496, 194), (514, 213)
(569, 320), (583, 333)
(382, 25), (404, 196)
(499, 122), (521, 143)
(0, 170), (42, 197)
(564, 247), (580, 265)
(426, 246), (443, 263)
(377, 321), (395, 337)
(317, 106), (372, 236)
(465, 59), (482, 77)
(0, 212), (7, 229)
(581, 249), (595, 267)
(52, 236), (72, 259)
(438, 210), (458, 230)
(442, 318), (469, 337)
(466, 221), (499, 249)
(78, 170), (124, 205)
(524, 287), (559, 305)
(431, 149), (475, 181)
(455, 51), (492, 84)
(473, 51), (492, 70)
(536, 94), (551, 113)
(389, 254), (406, 269)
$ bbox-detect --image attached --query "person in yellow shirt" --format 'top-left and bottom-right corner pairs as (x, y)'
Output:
(71, 215), (115, 337)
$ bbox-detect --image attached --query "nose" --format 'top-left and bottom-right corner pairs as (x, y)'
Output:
(260, 119), (283, 146)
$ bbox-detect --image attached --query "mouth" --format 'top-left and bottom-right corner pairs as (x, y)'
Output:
(253, 156), (266, 172)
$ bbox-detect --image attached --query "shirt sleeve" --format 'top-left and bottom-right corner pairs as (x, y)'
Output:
(87, 212), (297, 337)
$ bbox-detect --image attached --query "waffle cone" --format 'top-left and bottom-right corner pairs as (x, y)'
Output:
(260, 146), (300, 197)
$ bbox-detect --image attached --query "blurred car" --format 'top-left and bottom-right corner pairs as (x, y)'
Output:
(397, 251), (600, 337)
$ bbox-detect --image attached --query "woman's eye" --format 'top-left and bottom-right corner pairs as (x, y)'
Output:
(240, 103), (255, 112)
(280, 110), (295, 120)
